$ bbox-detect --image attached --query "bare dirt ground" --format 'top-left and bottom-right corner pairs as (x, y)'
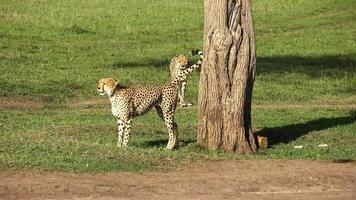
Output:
(1, 160), (355, 200)
(1, 96), (356, 109)
(0, 96), (44, 109)
(1, 97), (355, 199)
(71, 98), (356, 109)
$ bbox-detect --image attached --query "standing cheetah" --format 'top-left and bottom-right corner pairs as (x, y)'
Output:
(169, 49), (203, 107)
(97, 54), (202, 149)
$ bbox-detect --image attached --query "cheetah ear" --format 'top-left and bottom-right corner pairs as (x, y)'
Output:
(113, 81), (120, 90)
(109, 80), (120, 97)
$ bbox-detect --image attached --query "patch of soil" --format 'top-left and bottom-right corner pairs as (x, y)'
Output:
(253, 104), (356, 109)
(0, 96), (44, 109)
(72, 98), (356, 109)
(1, 160), (355, 200)
(70, 98), (110, 107)
(2, 96), (355, 110)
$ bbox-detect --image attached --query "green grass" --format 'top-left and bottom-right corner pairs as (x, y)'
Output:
(0, 0), (355, 172)
(0, 0), (204, 103)
(1, 106), (355, 172)
(0, 0), (355, 104)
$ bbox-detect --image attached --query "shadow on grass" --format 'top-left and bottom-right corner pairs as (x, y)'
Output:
(110, 54), (356, 77)
(257, 55), (355, 77)
(111, 57), (171, 68)
(139, 138), (196, 148)
(110, 56), (202, 69)
(256, 111), (356, 146)
(142, 139), (167, 148)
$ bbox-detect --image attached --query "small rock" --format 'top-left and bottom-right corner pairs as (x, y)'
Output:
(294, 145), (303, 149)
(318, 144), (328, 147)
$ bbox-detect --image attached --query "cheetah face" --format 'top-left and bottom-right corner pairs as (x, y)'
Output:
(176, 55), (188, 69)
(97, 78), (117, 96)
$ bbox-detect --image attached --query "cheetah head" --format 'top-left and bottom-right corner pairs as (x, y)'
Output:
(97, 78), (118, 96)
(176, 54), (189, 69)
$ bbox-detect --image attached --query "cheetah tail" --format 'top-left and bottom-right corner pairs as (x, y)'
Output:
(191, 48), (203, 58)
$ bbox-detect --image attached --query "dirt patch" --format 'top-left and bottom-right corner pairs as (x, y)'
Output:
(1, 96), (355, 110)
(253, 104), (356, 109)
(1, 160), (355, 200)
(71, 98), (356, 109)
(0, 96), (44, 109)
(0, 97), (110, 109)
(69, 98), (110, 107)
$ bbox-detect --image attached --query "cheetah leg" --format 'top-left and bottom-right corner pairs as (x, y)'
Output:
(121, 119), (132, 147)
(117, 119), (125, 147)
(178, 81), (192, 107)
(157, 106), (178, 149)
(166, 121), (178, 149)
(163, 112), (178, 149)
(177, 81), (184, 105)
(155, 106), (165, 121)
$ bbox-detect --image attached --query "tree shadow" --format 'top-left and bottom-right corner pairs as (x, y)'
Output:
(108, 54), (355, 77)
(109, 56), (203, 69)
(111, 57), (172, 69)
(256, 111), (356, 146)
(257, 55), (356, 77)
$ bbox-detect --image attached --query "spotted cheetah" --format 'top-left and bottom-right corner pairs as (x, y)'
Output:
(169, 49), (203, 107)
(97, 55), (202, 149)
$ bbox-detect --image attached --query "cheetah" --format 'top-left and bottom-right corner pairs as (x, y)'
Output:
(169, 49), (203, 107)
(97, 55), (202, 149)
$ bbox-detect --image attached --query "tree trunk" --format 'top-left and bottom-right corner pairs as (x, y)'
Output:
(197, 0), (257, 153)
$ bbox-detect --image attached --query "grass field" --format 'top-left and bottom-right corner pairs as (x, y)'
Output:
(0, 0), (355, 172)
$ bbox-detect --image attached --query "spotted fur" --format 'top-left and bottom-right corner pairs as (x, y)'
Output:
(169, 49), (203, 107)
(97, 55), (203, 149)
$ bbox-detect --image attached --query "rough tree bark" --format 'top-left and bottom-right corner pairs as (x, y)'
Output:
(197, 0), (257, 153)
